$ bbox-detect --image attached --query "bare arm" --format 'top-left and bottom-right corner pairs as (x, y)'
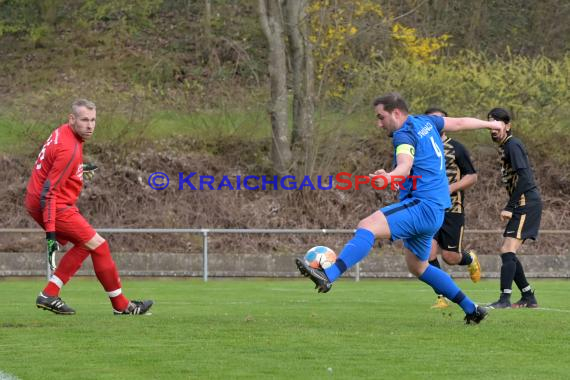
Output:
(389, 153), (413, 178)
(449, 173), (477, 194)
(443, 117), (504, 132)
(369, 153), (413, 186)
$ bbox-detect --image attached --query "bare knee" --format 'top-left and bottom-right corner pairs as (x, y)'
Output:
(441, 250), (461, 265)
(501, 237), (522, 254)
(407, 263), (424, 277)
(356, 211), (391, 240)
(405, 250), (428, 277)
(84, 233), (106, 250)
(428, 240), (439, 261)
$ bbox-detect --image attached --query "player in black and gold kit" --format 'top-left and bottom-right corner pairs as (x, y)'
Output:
(425, 108), (482, 309)
(488, 108), (540, 309)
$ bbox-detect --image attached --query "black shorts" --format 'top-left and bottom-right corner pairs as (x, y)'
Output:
(434, 212), (464, 253)
(504, 201), (542, 241)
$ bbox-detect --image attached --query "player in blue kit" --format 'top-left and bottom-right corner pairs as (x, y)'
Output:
(296, 93), (506, 324)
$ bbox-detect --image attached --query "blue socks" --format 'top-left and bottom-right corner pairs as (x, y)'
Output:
(323, 228), (477, 315)
(324, 228), (375, 282)
(419, 265), (476, 314)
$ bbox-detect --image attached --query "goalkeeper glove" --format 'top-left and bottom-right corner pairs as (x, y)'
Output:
(83, 163), (98, 181)
(46, 232), (59, 271)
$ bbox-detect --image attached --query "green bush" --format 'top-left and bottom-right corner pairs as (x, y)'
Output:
(348, 53), (570, 161)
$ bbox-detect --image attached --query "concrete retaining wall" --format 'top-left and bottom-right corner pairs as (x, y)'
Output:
(1, 252), (569, 278)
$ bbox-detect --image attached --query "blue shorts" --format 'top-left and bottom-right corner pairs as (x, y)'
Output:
(381, 198), (445, 261)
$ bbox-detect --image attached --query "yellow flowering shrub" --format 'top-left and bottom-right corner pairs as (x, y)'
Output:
(391, 23), (450, 63)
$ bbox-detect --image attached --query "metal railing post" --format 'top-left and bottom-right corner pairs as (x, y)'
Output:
(202, 230), (209, 282)
(355, 262), (360, 282)
(47, 257), (51, 281)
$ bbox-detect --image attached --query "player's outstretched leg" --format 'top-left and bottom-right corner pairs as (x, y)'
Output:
(296, 228), (375, 293)
(324, 228), (375, 282)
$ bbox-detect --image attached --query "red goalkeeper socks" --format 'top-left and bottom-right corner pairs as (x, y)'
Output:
(91, 241), (129, 311)
(43, 245), (91, 296)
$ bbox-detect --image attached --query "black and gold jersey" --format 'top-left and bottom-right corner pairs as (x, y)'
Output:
(443, 137), (476, 213)
(499, 135), (540, 210)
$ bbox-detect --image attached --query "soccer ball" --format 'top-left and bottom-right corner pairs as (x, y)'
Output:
(304, 246), (337, 269)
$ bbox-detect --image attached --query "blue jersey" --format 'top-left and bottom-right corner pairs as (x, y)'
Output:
(391, 115), (451, 209)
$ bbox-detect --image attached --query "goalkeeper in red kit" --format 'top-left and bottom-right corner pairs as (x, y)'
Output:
(25, 99), (153, 315)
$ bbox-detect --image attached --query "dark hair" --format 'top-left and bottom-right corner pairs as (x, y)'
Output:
(373, 93), (409, 113)
(487, 107), (511, 124)
(424, 107), (448, 117)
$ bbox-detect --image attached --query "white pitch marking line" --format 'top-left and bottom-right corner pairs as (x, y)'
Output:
(480, 305), (570, 313)
(0, 371), (21, 380)
(533, 307), (570, 313)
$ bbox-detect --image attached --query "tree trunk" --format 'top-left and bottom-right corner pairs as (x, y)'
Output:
(465, 0), (484, 51)
(203, 0), (220, 69)
(259, 0), (292, 176)
(285, 0), (316, 176)
(204, 0), (212, 53)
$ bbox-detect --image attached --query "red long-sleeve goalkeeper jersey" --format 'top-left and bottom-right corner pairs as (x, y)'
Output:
(25, 124), (84, 233)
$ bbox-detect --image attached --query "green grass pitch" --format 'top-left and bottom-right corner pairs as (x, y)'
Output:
(1, 278), (569, 379)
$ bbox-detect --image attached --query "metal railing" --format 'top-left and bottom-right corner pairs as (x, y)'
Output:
(1, 228), (569, 281)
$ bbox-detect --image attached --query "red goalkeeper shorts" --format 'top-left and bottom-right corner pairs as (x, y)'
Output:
(27, 205), (97, 246)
